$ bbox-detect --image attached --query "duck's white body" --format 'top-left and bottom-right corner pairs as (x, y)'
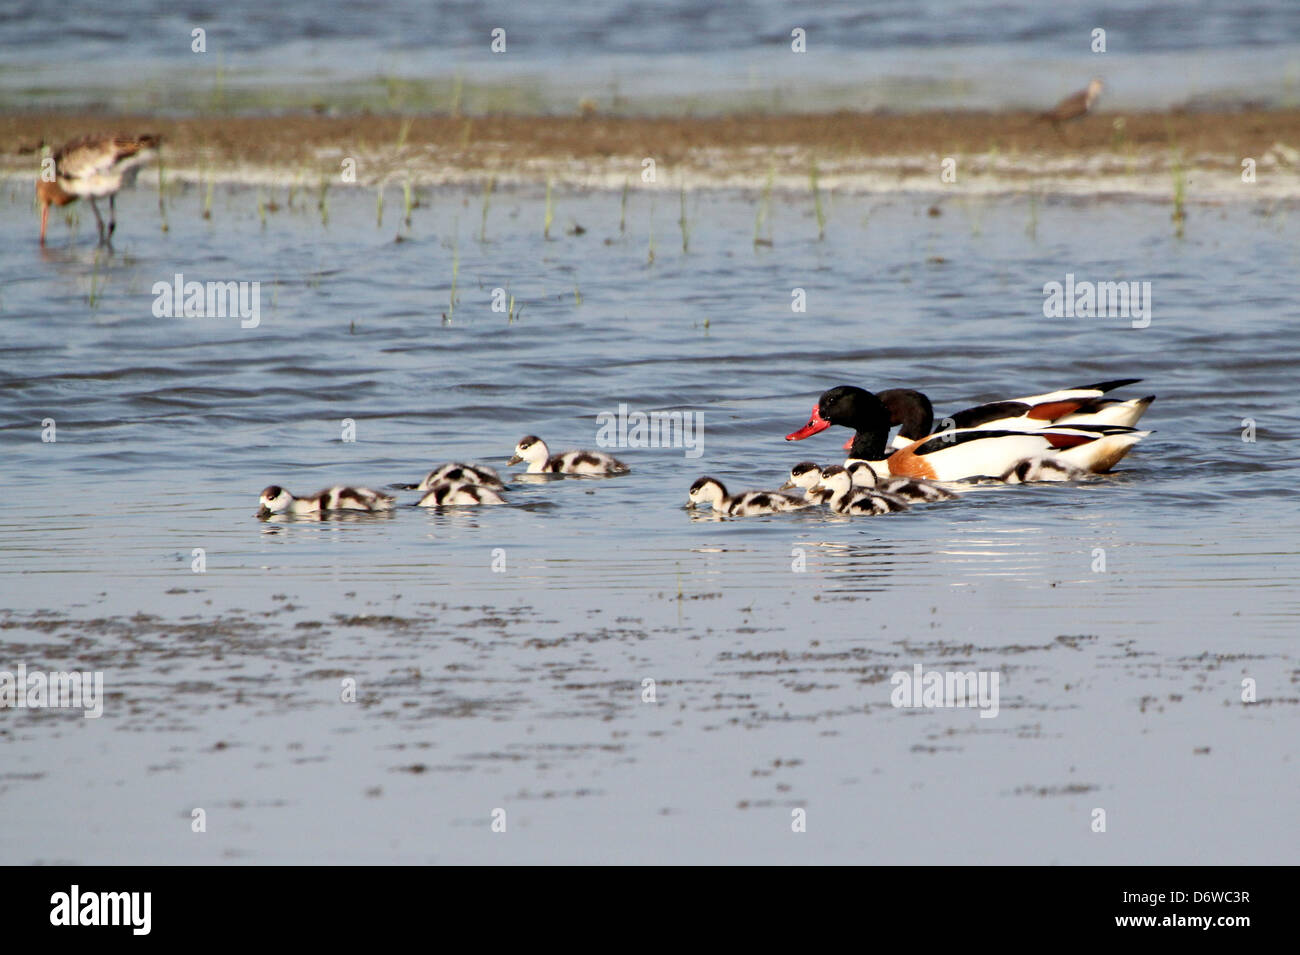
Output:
(888, 426), (1149, 482)
(258, 485), (395, 517)
(508, 436), (628, 475)
(417, 482), (506, 506)
(688, 477), (809, 516)
(844, 460), (959, 502)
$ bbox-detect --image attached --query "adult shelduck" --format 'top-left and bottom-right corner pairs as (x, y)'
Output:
(786, 386), (1149, 482)
(37, 134), (160, 246)
(873, 380), (1154, 452)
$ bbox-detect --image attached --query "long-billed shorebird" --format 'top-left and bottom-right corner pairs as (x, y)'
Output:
(36, 134), (160, 246)
(1040, 78), (1103, 128)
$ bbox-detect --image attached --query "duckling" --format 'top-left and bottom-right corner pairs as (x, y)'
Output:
(809, 466), (910, 515)
(779, 461), (826, 497)
(417, 481), (507, 506)
(687, 476), (810, 516)
(507, 435), (629, 475)
(779, 462), (839, 505)
(390, 462), (503, 491)
(999, 455), (1093, 484)
(845, 459), (958, 502)
(257, 485), (396, 518)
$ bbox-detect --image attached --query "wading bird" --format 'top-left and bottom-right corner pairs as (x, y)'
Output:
(37, 134), (160, 246)
(1040, 79), (1103, 127)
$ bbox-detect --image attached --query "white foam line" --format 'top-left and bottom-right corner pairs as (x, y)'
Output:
(5, 150), (1298, 200)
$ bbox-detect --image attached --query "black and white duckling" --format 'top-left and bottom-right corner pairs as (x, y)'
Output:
(257, 485), (396, 518)
(687, 476), (810, 516)
(392, 462), (503, 491)
(779, 462), (838, 506)
(507, 435), (629, 475)
(999, 455), (1093, 484)
(779, 461), (826, 498)
(809, 466), (910, 515)
(417, 481), (506, 506)
(845, 459), (959, 502)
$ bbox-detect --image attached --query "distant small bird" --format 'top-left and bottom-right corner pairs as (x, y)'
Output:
(1040, 78), (1103, 127)
(37, 134), (160, 246)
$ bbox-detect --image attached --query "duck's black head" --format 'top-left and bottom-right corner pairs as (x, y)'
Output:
(816, 387), (890, 430)
(786, 386), (890, 458)
(876, 389), (935, 440)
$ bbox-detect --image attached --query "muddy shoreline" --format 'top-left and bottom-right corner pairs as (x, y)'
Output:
(4, 109), (1300, 197)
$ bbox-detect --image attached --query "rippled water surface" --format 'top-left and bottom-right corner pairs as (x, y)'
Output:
(5, 0), (1300, 111)
(1, 180), (1297, 863)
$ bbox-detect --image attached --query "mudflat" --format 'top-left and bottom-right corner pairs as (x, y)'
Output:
(4, 109), (1297, 193)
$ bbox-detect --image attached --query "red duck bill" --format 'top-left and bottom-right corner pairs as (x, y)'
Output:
(786, 404), (831, 441)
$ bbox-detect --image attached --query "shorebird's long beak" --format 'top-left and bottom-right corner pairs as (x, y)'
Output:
(786, 404), (830, 441)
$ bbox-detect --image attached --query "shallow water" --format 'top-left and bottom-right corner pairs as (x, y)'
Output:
(1, 180), (1298, 863)
(5, 0), (1300, 112)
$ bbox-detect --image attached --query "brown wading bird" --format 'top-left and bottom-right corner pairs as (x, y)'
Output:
(1040, 78), (1103, 127)
(36, 134), (160, 246)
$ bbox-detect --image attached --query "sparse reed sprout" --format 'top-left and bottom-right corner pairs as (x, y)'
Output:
(480, 176), (495, 242)
(754, 166), (774, 247)
(544, 178), (554, 239)
(811, 162), (826, 240)
(679, 187), (691, 253)
(1171, 156), (1187, 236)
